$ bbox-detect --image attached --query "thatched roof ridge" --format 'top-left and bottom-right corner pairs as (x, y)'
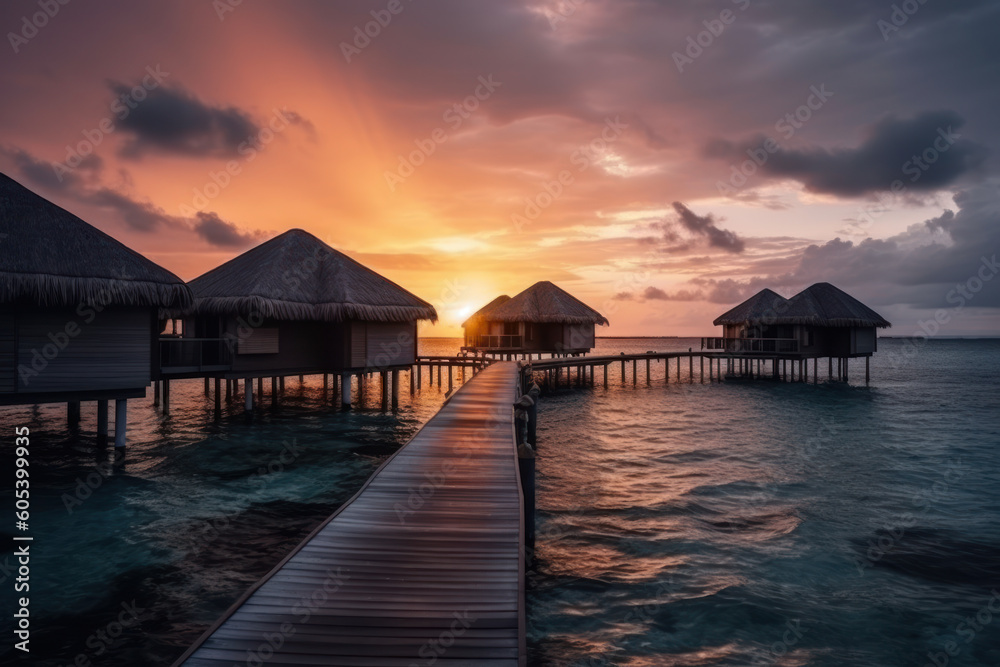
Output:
(184, 229), (437, 323)
(713, 283), (891, 328)
(479, 281), (608, 326)
(712, 288), (786, 326)
(461, 294), (510, 328)
(787, 282), (891, 328)
(0, 172), (191, 308)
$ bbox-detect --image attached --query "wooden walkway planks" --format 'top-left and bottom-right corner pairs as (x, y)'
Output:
(174, 362), (525, 667)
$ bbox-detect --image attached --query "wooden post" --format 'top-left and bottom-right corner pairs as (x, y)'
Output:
(271, 377), (278, 406)
(410, 366), (415, 394)
(814, 358), (818, 384)
(380, 371), (389, 411)
(461, 365), (466, 383)
(323, 374), (329, 392)
(646, 359), (651, 385)
(357, 373), (364, 402)
(114, 399), (127, 449)
(689, 354), (693, 383)
(437, 364), (442, 387)
(96, 400), (108, 439)
(341, 373), (352, 409)
(153, 379), (160, 407)
(280, 376), (285, 392)
(204, 377), (210, 395)
(603, 364), (608, 388)
(865, 357), (870, 385)
(226, 378), (232, 401)
(677, 357), (681, 381)
(299, 374), (304, 384)
(844, 358), (849, 383)
(244, 378), (253, 413)
(68, 401), (81, 425)
(215, 378), (222, 413)
(632, 359), (637, 386)
(448, 365), (454, 393)
(392, 370), (399, 409)
(829, 357), (833, 380)
(258, 376), (264, 398)
(417, 363), (423, 389)
(163, 379), (171, 415)
(701, 356), (705, 383)
(620, 359), (625, 382)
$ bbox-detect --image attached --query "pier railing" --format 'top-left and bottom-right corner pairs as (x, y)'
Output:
(701, 337), (800, 354)
(469, 334), (523, 349)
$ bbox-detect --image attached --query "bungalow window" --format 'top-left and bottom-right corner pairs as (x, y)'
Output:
(805, 329), (814, 346)
(503, 322), (519, 336)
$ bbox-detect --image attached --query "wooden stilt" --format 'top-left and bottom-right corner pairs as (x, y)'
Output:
(153, 379), (160, 407)
(271, 377), (278, 406)
(215, 378), (222, 413)
(814, 358), (818, 384)
(258, 376), (264, 398)
(280, 376), (285, 392)
(689, 355), (693, 382)
(448, 366), (453, 393)
(646, 359), (651, 385)
(865, 357), (870, 385)
(844, 358), (849, 383)
(299, 374), (304, 384)
(245, 378), (253, 413)
(410, 367), (415, 394)
(163, 379), (171, 415)
(114, 399), (127, 449)
(68, 401), (81, 425)
(392, 370), (399, 409)
(829, 357), (833, 380)
(632, 359), (637, 386)
(603, 364), (608, 388)
(97, 400), (109, 439)
(324, 374), (329, 392)
(381, 371), (389, 411)
(204, 377), (210, 395)
(677, 357), (681, 381)
(226, 379), (232, 401)
(417, 363), (423, 388)
(437, 364), (442, 386)
(341, 373), (351, 408)
(357, 373), (364, 402)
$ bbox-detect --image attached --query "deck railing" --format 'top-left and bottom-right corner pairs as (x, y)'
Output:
(469, 335), (523, 349)
(159, 337), (234, 372)
(701, 337), (800, 354)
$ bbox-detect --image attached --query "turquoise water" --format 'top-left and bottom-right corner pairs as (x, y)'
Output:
(2, 338), (999, 666)
(528, 338), (1000, 666)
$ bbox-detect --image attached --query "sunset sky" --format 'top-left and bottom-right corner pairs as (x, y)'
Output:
(2, 0), (998, 336)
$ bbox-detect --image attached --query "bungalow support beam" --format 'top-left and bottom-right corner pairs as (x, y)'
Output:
(114, 399), (128, 449)
(341, 373), (352, 408)
(244, 378), (253, 413)
(97, 400), (109, 440)
(68, 401), (81, 425)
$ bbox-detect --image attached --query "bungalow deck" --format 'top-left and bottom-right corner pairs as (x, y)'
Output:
(172, 361), (526, 667)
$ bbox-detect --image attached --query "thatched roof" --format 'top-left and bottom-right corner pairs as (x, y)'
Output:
(714, 283), (891, 328)
(184, 229), (437, 322)
(470, 281), (608, 326)
(0, 172), (191, 308)
(461, 294), (510, 328)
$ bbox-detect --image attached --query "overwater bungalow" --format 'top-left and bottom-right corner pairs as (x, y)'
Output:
(703, 282), (891, 380)
(161, 228), (437, 407)
(0, 173), (191, 445)
(462, 281), (608, 357)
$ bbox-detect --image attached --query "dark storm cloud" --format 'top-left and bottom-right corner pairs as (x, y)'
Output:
(708, 112), (988, 197)
(111, 84), (259, 158)
(193, 211), (265, 247)
(672, 202), (745, 253)
(1, 147), (265, 246)
(690, 183), (1000, 309)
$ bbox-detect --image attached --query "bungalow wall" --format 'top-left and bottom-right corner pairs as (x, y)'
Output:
(198, 317), (417, 377)
(0, 306), (153, 403)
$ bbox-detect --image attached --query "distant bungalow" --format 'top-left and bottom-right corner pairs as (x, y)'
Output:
(0, 173), (191, 446)
(705, 282), (891, 381)
(161, 229), (437, 408)
(462, 281), (608, 358)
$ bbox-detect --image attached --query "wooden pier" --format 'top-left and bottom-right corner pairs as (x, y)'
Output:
(173, 362), (526, 667)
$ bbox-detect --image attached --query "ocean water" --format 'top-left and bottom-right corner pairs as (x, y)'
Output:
(2, 337), (999, 666)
